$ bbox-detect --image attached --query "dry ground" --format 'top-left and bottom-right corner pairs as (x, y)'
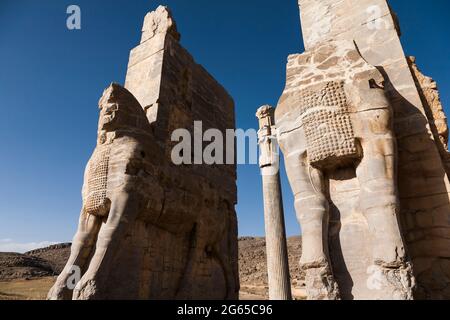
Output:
(0, 277), (56, 300)
(0, 278), (303, 300)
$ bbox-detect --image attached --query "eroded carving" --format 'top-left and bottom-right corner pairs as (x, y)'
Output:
(48, 6), (238, 301)
(276, 40), (415, 300)
(83, 147), (111, 217)
(297, 0), (450, 300)
(298, 81), (359, 169)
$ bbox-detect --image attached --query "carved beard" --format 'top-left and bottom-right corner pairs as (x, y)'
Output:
(83, 145), (111, 218)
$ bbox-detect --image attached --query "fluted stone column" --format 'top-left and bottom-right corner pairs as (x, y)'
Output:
(256, 105), (292, 301)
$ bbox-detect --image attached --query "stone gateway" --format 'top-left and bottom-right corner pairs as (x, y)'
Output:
(48, 6), (238, 300)
(272, 0), (450, 300)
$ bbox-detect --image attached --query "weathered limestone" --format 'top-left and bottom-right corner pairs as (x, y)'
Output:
(257, 106), (292, 301)
(408, 56), (450, 174)
(277, 40), (415, 300)
(275, 0), (450, 300)
(48, 6), (238, 300)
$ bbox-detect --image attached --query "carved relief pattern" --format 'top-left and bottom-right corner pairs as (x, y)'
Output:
(299, 81), (358, 167)
(84, 147), (111, 216)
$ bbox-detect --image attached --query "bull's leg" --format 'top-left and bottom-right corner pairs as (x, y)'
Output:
(210, 243), (236, 300)
(176, 221), (229, 300)
(175, 226), (200, 300)
(47, 211), (102, 300)
(72, 191), (140, 300)
(284, 149), (340, 300)
(356, 109), (414, 299)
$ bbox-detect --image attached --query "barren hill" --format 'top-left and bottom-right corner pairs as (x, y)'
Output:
(238, 236), (305, 299)
(0, 243), (71, 281)
(25, 243), (71, 274)
(0, 253), (54, 281)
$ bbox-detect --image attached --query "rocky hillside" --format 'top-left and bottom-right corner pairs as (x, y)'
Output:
(0, 253), (54, 281)
(25, 244), (71, 274)
(238, 236), (305, 298)
(0, 244), (71, 281)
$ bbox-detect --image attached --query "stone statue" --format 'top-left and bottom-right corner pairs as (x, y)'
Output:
(295, 0), (450, 299)
(48, 83), (237, 300)
(276, 41), (415, 300)
(48, 6), (238, 300)
(48, 84), (161, 299)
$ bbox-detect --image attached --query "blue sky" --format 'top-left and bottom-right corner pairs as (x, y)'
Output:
(0, 0), (449, 252)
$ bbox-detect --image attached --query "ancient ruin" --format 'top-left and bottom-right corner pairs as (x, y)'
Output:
(270, 0), (450, 300)
(48, 6), (238, 300)
(43, 1), (450, 301)
(276, 40), (414, 300)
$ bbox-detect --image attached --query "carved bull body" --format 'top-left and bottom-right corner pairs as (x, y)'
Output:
(48, 84), (237, 300)
(276, 41), (415, 300)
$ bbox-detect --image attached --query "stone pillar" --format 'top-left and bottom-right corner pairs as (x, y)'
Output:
(256, 105), (292, 301)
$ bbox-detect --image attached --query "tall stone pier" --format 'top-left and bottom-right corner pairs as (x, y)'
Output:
(257, 106), (292, 301)
(49, 6), (238, 300)
(276, 0), (450, 299)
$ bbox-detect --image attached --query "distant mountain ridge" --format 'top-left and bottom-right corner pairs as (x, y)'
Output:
(0, 243), (71, 281)
(25, 243), (71, 256)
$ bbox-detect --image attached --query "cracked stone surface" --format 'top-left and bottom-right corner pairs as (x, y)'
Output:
(276, 0), (450, 300)
(48, 6), (238, 300)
